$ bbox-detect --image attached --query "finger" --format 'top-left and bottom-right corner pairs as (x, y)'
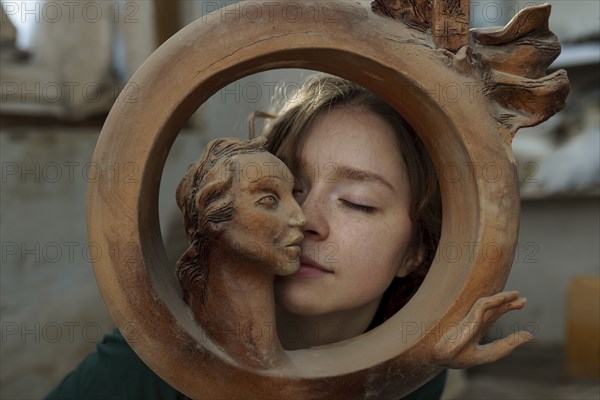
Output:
(482, 296), (527, 324)
(447, 330), (533, 369)
(482, 291), (520, 308)
(470, 291), (520, 321)
(479, 297), (528, 340)
(463, 292), (521, 338)
(472, 330), (534, 365)
(451, 292), (525, 357)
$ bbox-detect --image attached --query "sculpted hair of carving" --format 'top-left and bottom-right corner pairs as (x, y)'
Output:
(264, 75), (442, 322)
(175, 137), (268, 304)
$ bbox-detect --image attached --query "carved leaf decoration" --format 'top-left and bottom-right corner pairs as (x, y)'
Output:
(470, 4), (570, 136)
(481, 69), (570, 134)
(371, 0), (432, 32)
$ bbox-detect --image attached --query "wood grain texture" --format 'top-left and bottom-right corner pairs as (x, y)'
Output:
(371, 0), (432, 31)
(470, 5), (570, 135)
(373, 2), (569, 136)
(432, 0), (470, 51)
(372, 0), (470, 50)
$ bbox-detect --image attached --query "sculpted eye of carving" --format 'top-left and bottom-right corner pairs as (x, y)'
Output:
(256, 194), (279, 209)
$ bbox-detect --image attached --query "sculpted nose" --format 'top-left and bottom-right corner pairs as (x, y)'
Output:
(288, 203), (306, 228)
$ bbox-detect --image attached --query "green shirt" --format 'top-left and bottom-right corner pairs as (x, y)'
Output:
(46, 329), (446, 400)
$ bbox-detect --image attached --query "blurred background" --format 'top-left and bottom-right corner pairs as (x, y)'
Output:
(1, 1), (598, 399)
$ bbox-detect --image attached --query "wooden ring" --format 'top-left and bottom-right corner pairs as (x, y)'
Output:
(88, 1), (518, 397)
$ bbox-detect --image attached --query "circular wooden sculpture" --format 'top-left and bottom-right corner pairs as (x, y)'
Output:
(87, 1), (569, 398)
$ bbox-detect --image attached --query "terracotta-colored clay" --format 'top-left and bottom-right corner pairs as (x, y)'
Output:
(87, 1), (569, 398)
(470, 5), (570, 135)
(372, 0), (471, 51)
(175, 137), (304, 369)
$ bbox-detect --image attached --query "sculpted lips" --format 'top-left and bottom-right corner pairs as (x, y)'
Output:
(286, 234), (304, 247)
(284, 234), (304, 258)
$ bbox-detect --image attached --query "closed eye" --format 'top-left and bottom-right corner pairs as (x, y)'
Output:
(340, 199), (375, 214)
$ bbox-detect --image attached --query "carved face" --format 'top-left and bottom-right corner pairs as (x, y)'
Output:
(275, 107), (422, 321)
(221, 152), (306, 276)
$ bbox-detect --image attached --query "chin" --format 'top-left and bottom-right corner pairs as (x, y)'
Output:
(279, 266), (300, 276)
(276, 290), (330, 316)
(272, 257), (300, 276)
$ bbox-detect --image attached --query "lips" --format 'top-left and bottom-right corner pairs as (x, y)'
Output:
(284, 234), (304, 258)
(295, 254), (333, 277)
(286, 233), (304, 247)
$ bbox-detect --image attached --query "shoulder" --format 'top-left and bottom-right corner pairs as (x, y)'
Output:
(46, 329), (445, 400)
(45, 329), (188, 400)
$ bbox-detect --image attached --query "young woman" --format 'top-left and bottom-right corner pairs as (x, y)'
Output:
(46, 75), (447, 399)
(265, 75), (441, 352)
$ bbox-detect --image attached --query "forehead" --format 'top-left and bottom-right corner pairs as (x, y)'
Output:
(301, 107), (406, 177)
(276, 105), (406, 174)
(232, 152), (294, 189)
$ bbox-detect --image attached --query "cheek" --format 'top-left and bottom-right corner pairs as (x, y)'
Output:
(387, 216), (415, 259)
(245, 212), (286, 239)
(338, 215), (413, 276)
(333, 228), (388, 285)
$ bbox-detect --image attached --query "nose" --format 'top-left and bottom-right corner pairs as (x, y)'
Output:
(288, 202), (306, 228)
(298, 190), (329, 240)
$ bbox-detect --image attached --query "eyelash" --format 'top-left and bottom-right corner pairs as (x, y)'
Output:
(294, 182), (375, 214)
(340, 199), (375, 214)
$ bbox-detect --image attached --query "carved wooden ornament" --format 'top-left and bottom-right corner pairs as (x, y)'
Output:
(87, 1), (569, 398)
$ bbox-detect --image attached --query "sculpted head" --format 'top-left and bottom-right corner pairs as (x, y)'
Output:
(175, 137), (305, 304)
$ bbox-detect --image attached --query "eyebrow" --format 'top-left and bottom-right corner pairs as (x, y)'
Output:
(248, 176), (283, 184)
(329, 165), (395, 191)
(246, 175), (293, 193)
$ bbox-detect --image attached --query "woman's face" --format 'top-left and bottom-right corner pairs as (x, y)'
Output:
(275, 107), (421, 319)
(221, 152), (306, 276)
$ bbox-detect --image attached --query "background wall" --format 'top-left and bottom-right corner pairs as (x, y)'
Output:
(1, 1), (598, 399)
